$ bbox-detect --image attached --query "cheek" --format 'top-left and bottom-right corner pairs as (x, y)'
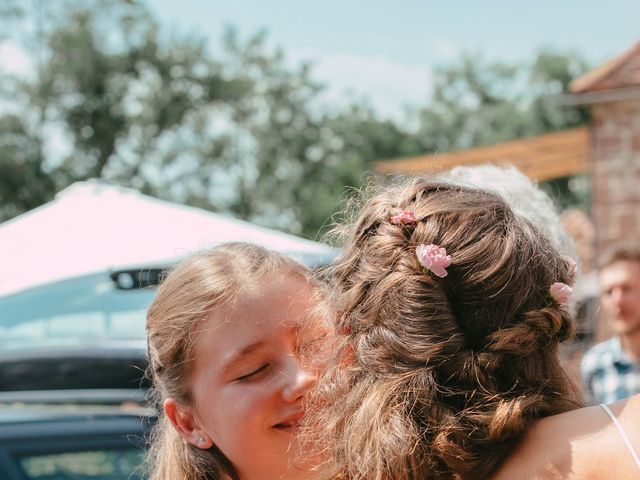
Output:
(206, 385), (275, 433)
(602, 296), (617, 308)
(202, 398), (252, 447)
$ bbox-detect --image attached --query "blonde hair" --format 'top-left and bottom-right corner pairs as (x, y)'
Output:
(146, 242), (321, 480)
(308, 179), (581, 480)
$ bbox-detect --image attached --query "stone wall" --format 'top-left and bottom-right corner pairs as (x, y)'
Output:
(591, 98), (640, 257)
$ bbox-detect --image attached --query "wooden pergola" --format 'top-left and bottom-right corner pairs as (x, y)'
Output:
(374, 127), (590, 182)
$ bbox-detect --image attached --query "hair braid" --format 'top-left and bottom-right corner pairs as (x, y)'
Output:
(307, 179), (581, 480)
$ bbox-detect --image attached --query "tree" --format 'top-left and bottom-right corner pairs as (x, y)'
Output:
(1, 1), (594, 238)
(415, 50), (591, 211)
(1, 0), (246, 219)
(1, 0), (428, 239)
(294, 104), (423, 237)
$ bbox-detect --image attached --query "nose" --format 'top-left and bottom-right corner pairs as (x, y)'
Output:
(281, 358), (317, 403)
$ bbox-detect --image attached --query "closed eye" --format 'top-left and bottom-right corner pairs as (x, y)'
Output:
(235, 364), (269, 382)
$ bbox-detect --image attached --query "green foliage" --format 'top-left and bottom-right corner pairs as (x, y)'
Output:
(416, 50), (591, 211)
(0, 0), (593, 239)
(417, 51), (589, 152)
(0, 115), (55, 219)
(528, 49), (590, 131)
(1, 0), (416, 238)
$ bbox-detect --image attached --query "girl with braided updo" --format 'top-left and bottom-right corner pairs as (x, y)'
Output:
(306, 177), (640, 480)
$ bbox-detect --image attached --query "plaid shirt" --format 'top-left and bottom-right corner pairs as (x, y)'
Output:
(581, 336), (640, 405)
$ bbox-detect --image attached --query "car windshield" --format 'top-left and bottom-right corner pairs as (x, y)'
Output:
(0, 273), (155, 351)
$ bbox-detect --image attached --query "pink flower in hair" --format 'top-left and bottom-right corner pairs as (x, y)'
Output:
(550, 282), (573, 305)
(416, 244), (452, 278)
(390, 209), (416, 226)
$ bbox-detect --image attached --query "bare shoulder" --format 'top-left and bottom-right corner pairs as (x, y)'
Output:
(491, 398), (640, 479)
(607, 393), (640, 427)
(605, 394), (640, 452)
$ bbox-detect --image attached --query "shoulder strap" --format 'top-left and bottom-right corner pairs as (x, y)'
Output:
(599, 403), (640, 470)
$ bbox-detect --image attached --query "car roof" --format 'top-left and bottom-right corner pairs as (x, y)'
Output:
(0, 388), (155, 436)
(0, 388), (148, 406)
(0, 405), (152, 424)
(0, 345), (149, 392)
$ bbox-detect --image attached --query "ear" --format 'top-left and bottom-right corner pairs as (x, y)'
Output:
(164, 398), (214, 450)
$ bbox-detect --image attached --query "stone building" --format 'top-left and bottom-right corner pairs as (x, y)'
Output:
(570, 41), (640, 258)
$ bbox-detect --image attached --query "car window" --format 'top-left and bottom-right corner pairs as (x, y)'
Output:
(0, 273), (156, 351)
(17, 448), (145, 480)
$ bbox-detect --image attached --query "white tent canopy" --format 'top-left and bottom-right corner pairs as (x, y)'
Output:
(0, 181), (335, 296)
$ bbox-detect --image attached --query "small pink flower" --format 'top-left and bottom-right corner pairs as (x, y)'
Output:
(416, 244), (452, 278)
(390, 209), (416, 226)
(550, 282), (573, 305)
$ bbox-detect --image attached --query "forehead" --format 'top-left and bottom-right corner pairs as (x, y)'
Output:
(600, 260), (640, 286)
(190, 274), (324, 378)
(239, 271), (316, 312)
(198, 273), (320, 340)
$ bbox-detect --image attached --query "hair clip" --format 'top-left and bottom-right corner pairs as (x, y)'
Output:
(390, 209), (416, 226)
(550, 282), (573, 305)
(416, 244), (452, 278)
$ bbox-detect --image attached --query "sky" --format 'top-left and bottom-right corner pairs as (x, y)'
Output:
(147, 0), (640, 120)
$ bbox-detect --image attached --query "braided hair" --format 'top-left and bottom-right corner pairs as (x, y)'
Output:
(307, 179), (580, 480)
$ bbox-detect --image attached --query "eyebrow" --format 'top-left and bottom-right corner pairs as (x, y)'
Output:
(219, 340), (267, 376)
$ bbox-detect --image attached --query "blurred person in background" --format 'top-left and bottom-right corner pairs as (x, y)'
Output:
(582, 242), (640, 404)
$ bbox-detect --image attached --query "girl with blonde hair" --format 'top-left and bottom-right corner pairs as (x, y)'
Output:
(146, 242), (330, 480)
(307, 177), (640, 479)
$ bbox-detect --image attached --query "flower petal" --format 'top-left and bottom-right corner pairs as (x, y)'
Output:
(416, 244), (452, 278)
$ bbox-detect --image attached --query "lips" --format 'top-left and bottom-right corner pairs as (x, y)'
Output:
(273, 412), (304, 431)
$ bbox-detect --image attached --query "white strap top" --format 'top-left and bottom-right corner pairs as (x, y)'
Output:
(599, 403), (640, 471)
